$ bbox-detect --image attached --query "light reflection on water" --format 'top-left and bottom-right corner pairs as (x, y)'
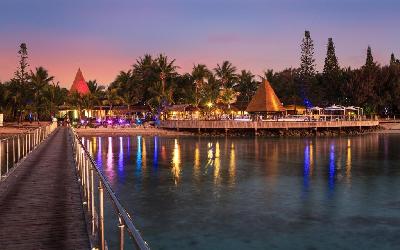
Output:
(83, 134), (400, 250)
(171, 139), (181, 185)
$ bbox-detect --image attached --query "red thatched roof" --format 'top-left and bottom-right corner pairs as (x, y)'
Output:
(70, 68), (90, 96)
(246, 80), (285, 112)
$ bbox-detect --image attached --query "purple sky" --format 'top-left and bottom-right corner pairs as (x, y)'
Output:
(0, 0), (399, 87)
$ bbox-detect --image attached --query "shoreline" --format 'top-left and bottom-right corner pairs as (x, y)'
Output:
(0, 122), (49, 138)
(75, 127), (193, 137)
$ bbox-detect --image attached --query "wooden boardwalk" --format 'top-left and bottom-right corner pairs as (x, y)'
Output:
(0, 127), (90, 249)
(160, 120), (379, 130)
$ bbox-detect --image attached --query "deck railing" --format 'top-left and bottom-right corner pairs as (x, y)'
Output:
(0, 122), (58, 180)
(70, 127), (149, 250)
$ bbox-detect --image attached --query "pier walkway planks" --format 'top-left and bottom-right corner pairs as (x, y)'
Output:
(0, 127), (90, 250)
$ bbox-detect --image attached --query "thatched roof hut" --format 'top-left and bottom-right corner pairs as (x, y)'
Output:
(246, 80), (285, 113)
(70, 68), (90, 96)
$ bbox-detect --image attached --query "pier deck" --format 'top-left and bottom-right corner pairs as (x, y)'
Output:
(160, 120), (379, 130)
(0, 127), (90, 249)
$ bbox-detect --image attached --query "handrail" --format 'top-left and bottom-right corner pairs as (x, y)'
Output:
(0, 122), (58, 180)
(70, 127), (150, 250)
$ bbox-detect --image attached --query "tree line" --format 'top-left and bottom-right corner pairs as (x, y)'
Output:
(1, 31), (400, 121)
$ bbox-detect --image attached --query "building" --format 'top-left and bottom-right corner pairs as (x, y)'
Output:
(246, 79), (285, 113)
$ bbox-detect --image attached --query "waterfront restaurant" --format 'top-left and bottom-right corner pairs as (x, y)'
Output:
(284, 104), (306, 115)
(163, 104), (200, 120)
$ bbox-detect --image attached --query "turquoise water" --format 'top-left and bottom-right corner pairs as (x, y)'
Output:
(83, 134), (400, 250)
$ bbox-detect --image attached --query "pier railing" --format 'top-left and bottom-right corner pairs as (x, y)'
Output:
(70, 128), (149, 250)
(0, 122), (58, 180)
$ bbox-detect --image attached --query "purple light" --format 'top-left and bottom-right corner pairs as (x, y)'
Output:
(118, 119), (124, 124)
(97, 118), (102, 123)
(80, 119), (85, 124)
(107, 120), (113, 125)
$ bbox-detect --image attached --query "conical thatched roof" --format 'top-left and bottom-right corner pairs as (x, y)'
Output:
(246, 80), (285, 112)
(70, 68), (90, 96)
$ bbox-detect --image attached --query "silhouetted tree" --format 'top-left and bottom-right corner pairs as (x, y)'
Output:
(299, 31), (316, 107)
(322, 38), (341, 104)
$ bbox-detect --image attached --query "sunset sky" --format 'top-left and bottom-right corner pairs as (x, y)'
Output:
(1, 0), (399, 88)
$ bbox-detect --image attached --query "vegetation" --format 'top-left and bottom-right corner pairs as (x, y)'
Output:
(1, 35), (400, 121)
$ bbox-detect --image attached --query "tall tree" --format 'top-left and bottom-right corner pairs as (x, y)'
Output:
(29, 66), (54, 119)
(132, 54), (158, 103)
(110, 70), (141, 109)
(214, 61), (237, 88)
(299, 31), (316, 107)
(322, 38), (341, 104)
(235, 70), (258, 109)
(191, 64), (212, 106)
(365, 46), (375, 69)
(14, 43), (29, 85)
(155, 54), (178, 94)
(359, 46), (379, 113)
(12, 43), (30, 121)
(323, 38), (339, 75)
(87, 80), (105, 106)
(300, 31), (316, 79)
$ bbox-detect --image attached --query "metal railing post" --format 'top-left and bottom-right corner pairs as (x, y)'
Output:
(6, 139), (9, 173)
(25, 133), (27, 157)
(99, 182), (105, 250)
(0, 140), (2, 180)
(90, 168), (95, 235)
(17, 135), (20, 161)
(86, 159), (90, 211)
(81, 152), (85, 187)
(12, 137), (15, 165)
(119, 216), (125, 250)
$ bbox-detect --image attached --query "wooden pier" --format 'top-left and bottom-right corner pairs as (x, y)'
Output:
(0, 127), (90, 249)
(160, 120), (379, 130)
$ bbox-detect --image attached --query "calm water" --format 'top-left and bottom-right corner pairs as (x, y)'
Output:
(83, 134), (400, 250)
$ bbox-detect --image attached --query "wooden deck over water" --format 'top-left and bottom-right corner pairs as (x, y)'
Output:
(160, 120), (379, 130)
(0, 127), (90, 249)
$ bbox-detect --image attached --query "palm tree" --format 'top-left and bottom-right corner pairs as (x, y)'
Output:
(235, 70), (258, 104)
(103, 88), (124, 111)
(111, 71), (141, 109)
(87, 80), (105, 106)
(147, 81), (174, 112)
(67, 91), (83, 117)
(134, 54), (156, 82)
(45, 82), (67, 118)
(29, 67), (54, 120)
(191, 64), (212, 106)
(214, 61), (237, 88)
(155, 54), (179, 94)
